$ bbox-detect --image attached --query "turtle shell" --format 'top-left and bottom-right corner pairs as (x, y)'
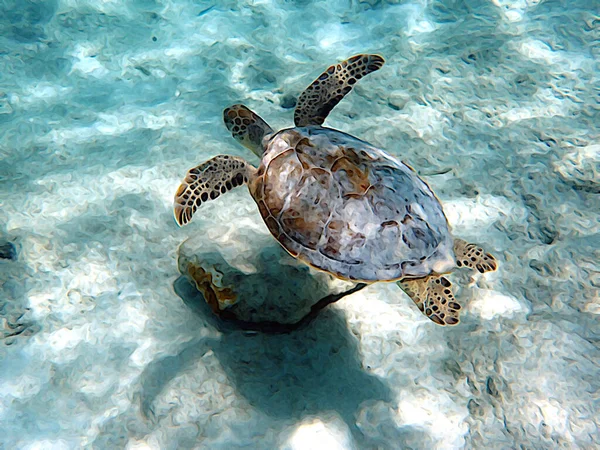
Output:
(250, 127), (456, 282)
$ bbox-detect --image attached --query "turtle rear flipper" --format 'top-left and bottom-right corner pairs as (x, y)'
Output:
(454, 239), (497, 273)
(294, 54), (385, 127)
(399, 276), (461, 326)
(174, 155), (256, 226)
(223, 104), (273, 156)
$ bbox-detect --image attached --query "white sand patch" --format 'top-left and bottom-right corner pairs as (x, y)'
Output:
(283, 417), (353, 450)
(125, 439), (159, 450)
(0, 374), (44, 400)
(16, 83), (73, 106)
(69, 43), (110, 78)
(20, 440), (73, 450)
(396, 390), (468, 449)
(42, 108), (180, 146)
(468, 289), (528, 320)
(444, 195), (523, 232)
(391, 103), (447, 144)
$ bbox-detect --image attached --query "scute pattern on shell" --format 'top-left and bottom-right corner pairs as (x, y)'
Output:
(251, 127), (455, 282)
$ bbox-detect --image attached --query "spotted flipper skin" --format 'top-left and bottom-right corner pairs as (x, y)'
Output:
(174, 155), (255, 226)
(454, 239), (497, 273)
(399, 276), (462, 326)
(294, 54), (385, 127)
(223, 104), (273, 157)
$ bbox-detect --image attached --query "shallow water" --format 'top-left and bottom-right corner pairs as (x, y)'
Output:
(1, 0), (599, 449)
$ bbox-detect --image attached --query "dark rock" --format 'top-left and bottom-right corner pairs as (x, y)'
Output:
(468, 399), (484, 417)
(0, 241), (16, 260)
(280, 94), (297, 109)
(486, 376), (500, 398)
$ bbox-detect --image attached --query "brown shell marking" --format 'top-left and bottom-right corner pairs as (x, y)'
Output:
(331, 154), (371, 197)
(253, 141), (333, 253)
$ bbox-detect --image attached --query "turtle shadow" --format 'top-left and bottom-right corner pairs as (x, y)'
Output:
(136, 243), (433, 448)
(139, 275), (431, 448)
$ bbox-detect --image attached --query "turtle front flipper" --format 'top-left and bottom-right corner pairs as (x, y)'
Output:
(294, 54), (385, 127)
(454, 239), (498, 273)
(174, 155), (256, 226)
(398, 276), (462, 326)
(223, 104), (273, 157)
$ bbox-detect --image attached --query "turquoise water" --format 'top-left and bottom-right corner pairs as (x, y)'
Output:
(1, 1), (598, 448)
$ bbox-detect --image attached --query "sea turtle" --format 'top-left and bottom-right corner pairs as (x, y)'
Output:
(174, 54), (497, 326)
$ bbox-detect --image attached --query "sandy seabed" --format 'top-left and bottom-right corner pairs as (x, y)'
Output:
(0, 0), (598, 449)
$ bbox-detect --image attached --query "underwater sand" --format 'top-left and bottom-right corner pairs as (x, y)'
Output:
(0, 0), (598, 448)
